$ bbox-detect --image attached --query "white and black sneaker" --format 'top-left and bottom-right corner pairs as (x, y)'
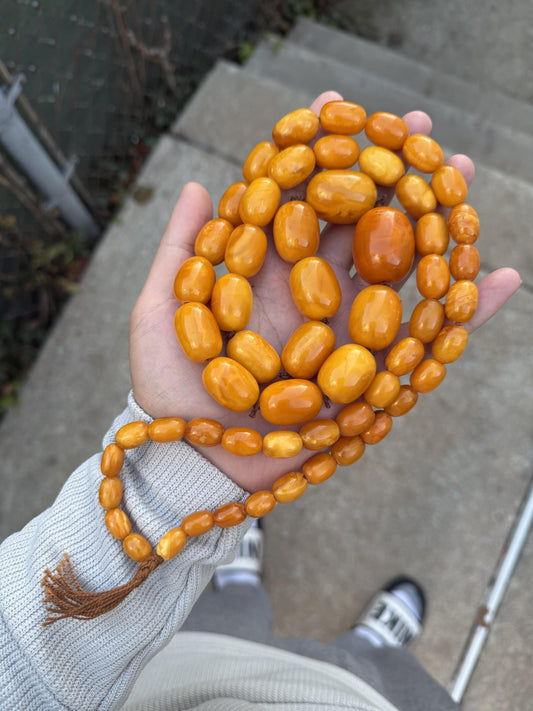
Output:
(213, 519), (264, 590)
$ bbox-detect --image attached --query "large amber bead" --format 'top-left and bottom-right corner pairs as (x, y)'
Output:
(402, 134), (444, 173)
(213, 502), (247, 528)
(245, 490), (276, 517)
(148, 417), (186, 443)
(202, 357), (259, 412)
(181, 510), (214, 537)
(414, 213), (449, 256)
(175, 302), (222, 362)
(313, 134), (360, 169)
(432, 165), (468, 207)
(173, 256), (216, 304)
(317, 344), (376, 404)
(449, 244), (480, 281)
(101, 443), (124, 477)
(385, 337), (425, 376)
(259, 379), (323, 425)
(353, 206), (415, 284)
(268, 144), (316, 189)
(218, 181), (247, 226)
(226, 330), (281, 383)
(290, 256), (342, 320)
(360, 410), (392, 444)
(157, 527), (187, 559)
(123, 533), (152, 563)
(224, 223), (267, 278)
(416, 254), (450, 300)
(185, 418), (224, 446)
(364, 370), (401, 409)
(281, 321), (336, 379)
(263, 431), (303, 458)
(273, 201), (320, 263)
(271, 471), (308, 502)
(320, 100), (366, 134)
(115, 421), (149, 450)
(105, 508), (131, 540)
(365, 112), (409, 150)
(222, 427), (263, 456)
(243, 141), (279, 182)
(331, 435), (365, 466)
(408, 298), (445, 343)
(306, 170), (377, 224)
(210, 273), (253, 331)
(99, 477), (123, 509)
(396, 175), (437, 219)
(335, 401), (375, 436)
(349, 285), (402, 351)
(299, 418), (340, 450)
(410, 359), (446, 393)
(194, 218), (233, 265)
(272, 108), (319, 148)
(302, 452), (337, 485)
(239, 177), (281, 227)
(358, 146), (405, 186)
(445, 280), (478, 322)
(385, 385), (419, 417)
(448, 203), (480, 244)
(432, 325), (469, 363)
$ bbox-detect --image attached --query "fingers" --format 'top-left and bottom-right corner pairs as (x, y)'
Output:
(465, 267), (521, 333)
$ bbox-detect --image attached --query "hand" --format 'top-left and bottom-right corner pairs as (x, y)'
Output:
(130, 92), (521, 493)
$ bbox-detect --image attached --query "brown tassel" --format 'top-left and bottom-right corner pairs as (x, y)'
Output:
(41, 551), (163, 625)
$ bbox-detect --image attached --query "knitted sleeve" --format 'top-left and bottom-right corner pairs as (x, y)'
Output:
(0, 392), (250, 710)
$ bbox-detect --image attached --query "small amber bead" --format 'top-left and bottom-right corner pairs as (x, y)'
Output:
(432, 165), (468, 207)
(115, 421), (149, 450)
(194, 218), (233, 265)
(213, 502), (247, 528)
(239, 177), (280, 227)
(148, 417), (186, 443)
(290, 256), (342, 320)
(174, 302), (223, 363)
(222, 427), (263, 456)
(410, 359), (446, 393)
(409, 298), (445, 343)
(313, 134), (360, 169)
(268, 144), (316, 189)
(336, 401), (375, 437)
(360, 411), (393, 445)
(272, 108), (319, 148)
(173, 256), (216, 304)
(299, 419), (340, 451)
(320, 100), (366, 134)
(263, 431), (303, 458)
(245, 490), (276, 518)
(99, 477), (123, 509)
(273, 201), (320, 263)
(448, 203), (480, 244)
(218, 181), (247, 226)
(227, 330), (280, 384)
(318, 344), (376, 405)
(385, 385), (418, 417)
(414, 213), (449, 256)
(306, 170), (377, 224)
(202, 357), (259, 412)
(157, 527), (187, 560)
(449, 244), (480, 281)
(123, 533), (152, 563)
(243, 141), (279, 182)
(210, 273), (253, 332)
(364, 371), (401, 409)
(402, 134), (444, 173)
(105, 508), (132, 540)
(272, 471), (308, 503)
(282, 321), (335, 380)
(331, 435), (366, 466)
(358, 145), (405, 186)
(302, 452), (337, 485)
(416, 254), (450, 300)
(365, 112), (409, 150)
(260, 379), (323, 426)
(224, 223), (267, 278)
(181, 510), (214, 537)
(432, 325), (469, 363)
(101, 443), (124, 477)
(396, 175), (437, 219)
(185, 418), (224, 447)
(445, 280), (478, 322)
(349, 285), (403, 351)
(385, 337), (425, 376)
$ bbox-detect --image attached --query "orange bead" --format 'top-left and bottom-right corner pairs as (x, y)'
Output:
(259, 379), (323, 426)
(123, 533), (152, 563)
(185, 418), (224, 447)
(416, 254), (450, 300)
(445, 280), (478, 322)
(272, 108), (319, 148)
(281, 321), (336, 379)
(194, 218), (233, 265)
(306, 170), (377, 224)
(431, 165), (468, 207)
(273, 201), (320, 263)
(432, 325), (469, 363)
(213, 502), (247, 527)
(272, 471), (308, 503)
(218, 181), (247, 226)
(335, 401), (375, 437)
(414, 213), (449, 256)
(181, 511), (214, 537)
(222, 427), (263, 456)
(358, 145), (405, 186)
(175, 302), (223, 363)
(268, 144), (316, 189)
(365, 112), (409, 150)
(243, 141), (279, 182)
(410, 359), (446, 393)
(320, 100), (366, 134)
(302, 452), (337, 485)
(396, 174), (437, 219)
(115, 421), (149, 450)
(360, 411), (393, 445)
(385, 385), (418, 417)
(364, 370), (401, 409)
(353, 206), (415, 284)
(148, 417), (186, 443)
(202, 357), (259, 412)
(331, 435), (366, 466)
(317, 344), (376, 404)
(173, 256), (216, 303)
(99, 477), (123, 509)
(290, 256), (342, 320)
(210, 273), (253, 331)
(349, 285), (403, 351)
(224, 223), (267, 277)
(313, 134), (360, 169)
(105, 508), (131, 540)
(449, 244), (480, 281)
(448, 203), (480, 244)
(101, 443), (124, 477)
(238, 177), (280, 228)
(245, 490), (276, 518)
(157, 527), (187, 560)
(402, 134), (444, 173)
(299, 418), (340, 450)
(409, 298), (445, 343)
(385, 337), (425, 376)
(226, 330), (281, 383)
(263, 431), (303, 459)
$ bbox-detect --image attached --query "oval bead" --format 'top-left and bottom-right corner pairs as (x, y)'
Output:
(185, 418), (224, 446)
(299, 418), (340, 451)
(245, 490), (276, 518)
(335, 401), (375, 437)
(105, 508), (131, 540)
(448, 203), (480, 244)
(273, 200), (320, 263)
(353, 206), (415, 284)
(331, 435), (366, 466)
(432, 165), (468, 207)
(218, 181), (247, 226)
(302, 452), (337, 485)
(157, 527), (187, 560)
(313, 134), (360, 169)
(320, 100), (366, 134)
(222, 427), (263, 456)
(173, 256), (216, 303)
(243, 141), (279, 182)
(259, 379), (323, 425)
(272, 108), (319, 148)
(210, 273), (253, 331)
(175, 302), (223, 362)
(396, 174), (437, 219)
(290, 256), (342, 320)
(115, 421), (149, 450)
(445, 280), (478, 322)
(272, 471), (308, 503)
(181, 511), (214, 537)
(449, 244), (480, 281)
(409, 298), (445, 343)
(101, 443), (124, 477)
(99, 477), (123, 509)
(213, 502), (247, 528)
(239, 177), (280, 227)
(148, 417), (186, 443)
(281, 320), (336, 379)
(414, 213), (449, 256)
(402, 134), (444, 173)
(306, 170), (377, 224)
(349, 285), (403, 351)
(194, 218), (233, 265)
(432, 325), (469, 363)
(202, 357), (259, 412)
(317, 344), (376, 404)
(385, 385), (419, 417)
(360, 410), (393, 445)
(224, 223), (267, 277)
(268, 144), (316, 189)
(365, 112), (409, 150)
(123, 533), (152, 563)
(416, 254), (450, 300)
(227, 330), (281, 383)
(364, 371), (401, 409)
(263, 431), (303, 459)
(358, 145), (405, 186)
(385, 337), (425, 376)
(410, 359), (447, 393)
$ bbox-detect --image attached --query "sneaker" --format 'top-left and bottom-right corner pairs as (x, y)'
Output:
(213, 519), (264, 590)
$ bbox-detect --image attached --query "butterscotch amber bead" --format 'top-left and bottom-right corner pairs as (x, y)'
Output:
(414, 213), (449, 256)
(410, 359), (446, 393)
(449, 244), (480, 281)
(239, 177), (281, 227)
(358, 145), (405, 186)
(157, 527), (187, 560)
(185, 418), (224, 446)
(272, 108), (319, 148)
(448, 203), (480, 244)
(245, 490), (276, 518)
(320, 101), (366, 134)
(360, 411), (393, 445)
(194, 218), (233, 265)
(99, 477), (123, 509)
(115, 421), (149, 450)
(148, 417), (186, 443)
(272, 471), (308, 503)
(101, 443), (124, 477)
(365, 112), (409, 150)
(273, 201), (320, 263)
(260, 379), (323, 426)
(218, 181), (247, 226)
(123, 533), (152, 563)
(409, 298), (445, 343)
(227, 330), (281, 383)
(402, 134), (444, 173)
(306, 170), (377, 224)
(336, 401), (375, 437)
(105, 508), (131, 540)
(385, 385), (418, 417)
(318, 344), (376, 404)
(181, 510), (214, 537)
(299, 419), (340, 451)
(331, 435), (366, 466)
(243, 141), (279, 182)
(302, 452), (337, 485)
(445, 280), (478, 322)
(364, 371), (401, 409)
(213, 502), (247, 528)
(313, 134), (360, 169)
(224, 223), (267, 278)
(385, 337), (425, 376)
(175, 302), (223, 363)
(290, 256), (342, 320)
(349, 285), (403, 351)
(173, 256), (216, 304)
(263, 431), (303, 459)
(432, 325), (469, 363)
(202, 357), (259, 412)
(222, 427), (263, 456)
(281, 321), (336, 379)
(268, 144), (316, 190)
(396, 175), (437, 219)
(416, 254), (450, 300)
(211, 273), (253, 332)
(432, 165), (468, 207)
